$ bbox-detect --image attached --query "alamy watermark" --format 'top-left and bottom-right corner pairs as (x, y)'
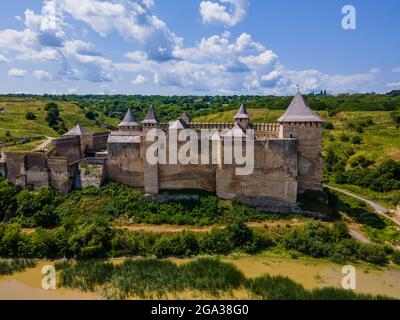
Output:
(341, 265), (356, 290)
(41, 265), (56, 290)
(342, 5), (357, 30)
(145, 128), (255, 176)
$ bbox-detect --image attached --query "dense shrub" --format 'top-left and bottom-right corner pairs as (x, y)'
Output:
(25, 112), (36, 120)
(0, 177), (18, 221)
(351, 136), (362, 144)
(281, 221), (388, 265)
(323, 122), (334, 130)
(392, 250), (400, 265)
(0, 259), (36, 276)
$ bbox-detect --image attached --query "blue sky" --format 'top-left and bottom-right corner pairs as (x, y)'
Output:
(0, 0), (399, 95)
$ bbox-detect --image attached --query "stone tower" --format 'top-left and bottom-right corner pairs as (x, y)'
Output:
(119, 109), (141, 131)
(278, 89), (323, 192)
(234, 104), (250, 129)
(141, 105), (159, 130)
(142, 106), (160, 195)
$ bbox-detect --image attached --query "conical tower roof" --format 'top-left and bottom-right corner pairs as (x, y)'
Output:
(180, 112), (191, 123)
(119, 109), (139, 127)
(169, 118), (190, 130)
(234, 104), (250, 119)
(142, 105), (159, 124)
(278, 90), (323, 123)
(63, 124), (88, 136)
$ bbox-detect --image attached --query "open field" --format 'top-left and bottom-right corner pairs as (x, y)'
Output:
(0, 97), (118, 142)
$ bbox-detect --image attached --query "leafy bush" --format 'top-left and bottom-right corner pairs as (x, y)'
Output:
(392, 250), (400, 265)
(0, 259), (36, 276)
(351, 136), (362, 144)
(323, 122), (334, 130)
(25, 112), (37, 120)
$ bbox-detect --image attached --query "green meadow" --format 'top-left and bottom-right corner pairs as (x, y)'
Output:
(0, 97), (118, 143)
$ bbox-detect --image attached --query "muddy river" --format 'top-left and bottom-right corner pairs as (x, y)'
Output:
(0, 256), (399, 300)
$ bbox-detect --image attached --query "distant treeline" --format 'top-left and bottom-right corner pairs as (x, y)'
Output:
(2, 91), (400, 122)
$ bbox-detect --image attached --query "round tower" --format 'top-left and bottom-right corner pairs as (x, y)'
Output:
(278, 89), (324, 193)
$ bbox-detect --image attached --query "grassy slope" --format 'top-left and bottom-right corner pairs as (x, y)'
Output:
(0, 97), (119, 141)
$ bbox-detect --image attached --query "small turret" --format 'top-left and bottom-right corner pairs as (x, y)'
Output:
(119, 109), (141, 131)
(142, 105), (159, 128)
(234, 104), (250, 129)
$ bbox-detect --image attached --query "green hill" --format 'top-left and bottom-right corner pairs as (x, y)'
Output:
(0, 97), (119, 150)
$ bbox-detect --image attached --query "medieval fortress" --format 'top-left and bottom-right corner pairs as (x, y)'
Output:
(0, 90), (323, 207)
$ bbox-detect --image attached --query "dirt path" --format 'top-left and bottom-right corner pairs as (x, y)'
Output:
(348, 227), (371, 244)
(33, 137), (53, 152)
(117, 220), (305, 234)
(324, 185), (400, 226)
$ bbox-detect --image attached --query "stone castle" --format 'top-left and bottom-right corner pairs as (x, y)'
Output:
(0, 90), (323, 207)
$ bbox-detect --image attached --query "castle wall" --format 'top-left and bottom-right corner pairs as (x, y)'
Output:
(216, 139), (298, 203)
(279, 123), (323, 192)
(105, 142), (144, 187)
(158, 164), (216, 192)
(2, 152), (26, 183)
(52, 136), (82, 164)
(24, 153), (49, 189)
(47, 156), (74, 194)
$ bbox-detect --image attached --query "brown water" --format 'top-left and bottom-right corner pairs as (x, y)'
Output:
(0, 257), (399, 300)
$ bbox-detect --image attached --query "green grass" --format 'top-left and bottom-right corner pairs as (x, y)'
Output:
(0, 97), (118, 142)
(332, 190), (400, 246)
(0, 259), (36, 276)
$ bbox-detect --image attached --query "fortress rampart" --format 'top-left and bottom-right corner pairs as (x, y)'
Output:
(0, 91), (323, 208)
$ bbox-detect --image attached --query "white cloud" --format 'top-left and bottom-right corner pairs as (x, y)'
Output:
(386, 81), (400, 88)
(200, 0), (248, 27)
(33, 70), (52, 81)
(0, 0), (386, 94)
(0, 54), (8, 63)
(125, 51), (148, 62)
(60, 40), (115, 82)
(58, 0), (181, 61)
(132, 74), (146, 85)
(392, 67), (400, 73)
(240, 51), (278, 68)
(8, 68), (27, 78)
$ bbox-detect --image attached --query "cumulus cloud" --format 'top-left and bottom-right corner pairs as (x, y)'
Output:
(24, 0), (65, 48)
(8, 68), (27, 78)
(58, 0), (181, 62)
(132, 74), (146, 85)
(0, 0), (385, 94)
(200, 0), (248, 27)
(33, 70), (52, 81)
(60, 40), (115, 82)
